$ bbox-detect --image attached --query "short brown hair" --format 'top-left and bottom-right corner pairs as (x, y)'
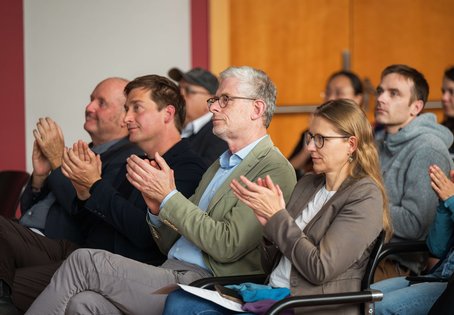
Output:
(381, 64), (429, 105)
(124, 75), (186, 131)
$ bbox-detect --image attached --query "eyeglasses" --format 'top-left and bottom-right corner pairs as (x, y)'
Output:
(207, 95), (256, 109)
(305, 131), (350, 149)
(180, 85), (209, 96)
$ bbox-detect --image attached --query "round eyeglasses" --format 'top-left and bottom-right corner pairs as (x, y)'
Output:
(305, 131), (350, 149)
(207, 95), (256, 109)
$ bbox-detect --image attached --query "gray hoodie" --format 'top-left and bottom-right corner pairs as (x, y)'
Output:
(377, 113), (453, 242)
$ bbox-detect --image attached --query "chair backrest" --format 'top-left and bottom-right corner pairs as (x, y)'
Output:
(361, 230), (386, 289)
(0, 170), (30, 219)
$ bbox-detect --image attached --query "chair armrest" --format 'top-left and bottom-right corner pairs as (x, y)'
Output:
(377, 241), (428, 265)
(265, 289), (383, 315)
(190, 274), (267, 289)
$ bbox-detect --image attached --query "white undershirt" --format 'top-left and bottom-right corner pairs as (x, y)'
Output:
(269, 186), (336, 288)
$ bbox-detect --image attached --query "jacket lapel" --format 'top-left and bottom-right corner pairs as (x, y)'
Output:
(206, 137), (273, 212)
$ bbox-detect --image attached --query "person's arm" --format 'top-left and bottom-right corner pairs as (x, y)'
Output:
(389, 149), (452, 240)
(87, 152), (205, 249)
(426, 166), (454, 258)
(264, 179), (382, 284)
(427, 200), (454, 258)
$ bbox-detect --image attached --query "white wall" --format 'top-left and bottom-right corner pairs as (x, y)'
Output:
(24, 0), (191, 171)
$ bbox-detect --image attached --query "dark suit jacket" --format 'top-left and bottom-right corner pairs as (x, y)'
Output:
(187, 120), (228, 166)
(80, 139), (207, 264)
(20, 137), (142, 245)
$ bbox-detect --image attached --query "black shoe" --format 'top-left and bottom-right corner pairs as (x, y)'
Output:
(0, 296), (21, 315)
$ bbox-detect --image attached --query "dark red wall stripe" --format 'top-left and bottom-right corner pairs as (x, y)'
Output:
(191, 0), (210, 69)
(0, 0), (25, 171)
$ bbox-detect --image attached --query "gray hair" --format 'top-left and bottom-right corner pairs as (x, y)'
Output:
(219, 66), (276, 128)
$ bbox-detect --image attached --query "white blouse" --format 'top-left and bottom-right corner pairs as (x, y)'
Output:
(269, 185), (336, 288)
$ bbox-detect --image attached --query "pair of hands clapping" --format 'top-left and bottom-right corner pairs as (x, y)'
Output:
(230, 175), (286, 226)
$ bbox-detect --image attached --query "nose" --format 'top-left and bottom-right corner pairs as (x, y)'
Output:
(208, 100), (221, 113)
(306, 137), (317, 152)
(326, 94), (336, 101)
(85, 100), (97, 113)
(123, 109), (133, 124)
(376, 92), (386, 105)
(442, 91), (450, 103)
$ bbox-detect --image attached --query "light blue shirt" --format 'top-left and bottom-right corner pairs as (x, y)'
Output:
(149, 135), (267, 271)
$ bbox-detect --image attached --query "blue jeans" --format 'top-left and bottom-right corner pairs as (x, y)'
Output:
(163, 289), (242, 315)
(371, 277), (447, 315)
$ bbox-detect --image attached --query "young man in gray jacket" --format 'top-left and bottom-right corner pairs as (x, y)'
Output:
(374, 64), (454, 279)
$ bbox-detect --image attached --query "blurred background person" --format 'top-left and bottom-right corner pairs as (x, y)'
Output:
(168, 67), (228, 166)
(441, 66), (454, 157)
(288, 70), (364, 178)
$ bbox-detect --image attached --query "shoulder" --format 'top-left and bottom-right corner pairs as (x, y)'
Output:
(341, 176), (381, 201)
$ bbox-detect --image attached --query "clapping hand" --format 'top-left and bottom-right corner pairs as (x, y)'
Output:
(230, 175), (285, 226)
(33, 117), (65, 170)
(126, 152), (176, 215)
(61, 140), (102, 200)
(31, 117), (65, 190)
(429, 164), (454, 201)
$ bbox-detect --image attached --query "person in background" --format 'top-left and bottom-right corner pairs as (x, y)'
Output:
(20, 78), (136, 244)
(288, 70), (364, 178)
(0, 78), (143, 315)
(168, 67), (228, 165)
(372, 165), (454, 315)
(440, 66), (454, 157)
(163, 99), (391, 315)
(374, 64), (453, 280)
(25, 66), (297, 315)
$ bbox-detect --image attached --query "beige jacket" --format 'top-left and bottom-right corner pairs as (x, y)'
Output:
(262, 174), (383, 315)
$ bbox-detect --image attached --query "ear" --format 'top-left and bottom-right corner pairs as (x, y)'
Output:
(410, 99), (424, 116)
(251, 99), (266, 121)
(164, 105), (176, 124)
(348, 136), (358, 155)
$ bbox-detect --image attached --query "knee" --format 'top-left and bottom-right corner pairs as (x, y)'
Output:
(66, 292), (91, 315)
(66, 291), (120, 315)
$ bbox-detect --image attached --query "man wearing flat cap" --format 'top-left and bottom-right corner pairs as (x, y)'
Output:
(168, 67), (228, 165)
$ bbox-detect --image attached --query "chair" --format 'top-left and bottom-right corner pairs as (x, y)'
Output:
(191, 230), (387, 315)
(0, 170), (30, 219)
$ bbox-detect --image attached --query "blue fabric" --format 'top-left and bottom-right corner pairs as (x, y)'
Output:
(163, 289), (246, 315)
(226, 283), (291, 302)
(371, 191), (454, 315)
(427, 198), (454, 258)
(371, 277), (447, 315)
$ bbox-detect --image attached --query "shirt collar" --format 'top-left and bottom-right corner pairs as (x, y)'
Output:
(218, 135), (267, 169)
(181, 112), (213, 137)
(90, 138), (122, 154)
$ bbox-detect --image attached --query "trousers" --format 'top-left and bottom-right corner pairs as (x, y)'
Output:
(25, 248), (212, 315)
(0, 215), (79, 312)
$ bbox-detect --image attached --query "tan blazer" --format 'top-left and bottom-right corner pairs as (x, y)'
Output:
(148, 136), (297, 277)
(262, 174), (383, 315)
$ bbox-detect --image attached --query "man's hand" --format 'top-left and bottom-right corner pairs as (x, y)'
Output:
(31, 140), (52, 191)
(61, 141), (102, 200)
(126, 153), (176, 210)
(33, 117), (65, 170)
(429, 164), (454, 201)
(230, 175), (286, 226)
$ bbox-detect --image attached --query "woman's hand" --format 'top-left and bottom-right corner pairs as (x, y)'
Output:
(230, 175), (285, 225)
(429, 164), (454, 201)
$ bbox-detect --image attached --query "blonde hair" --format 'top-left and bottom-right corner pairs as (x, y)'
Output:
(314, 99), (393, 241)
